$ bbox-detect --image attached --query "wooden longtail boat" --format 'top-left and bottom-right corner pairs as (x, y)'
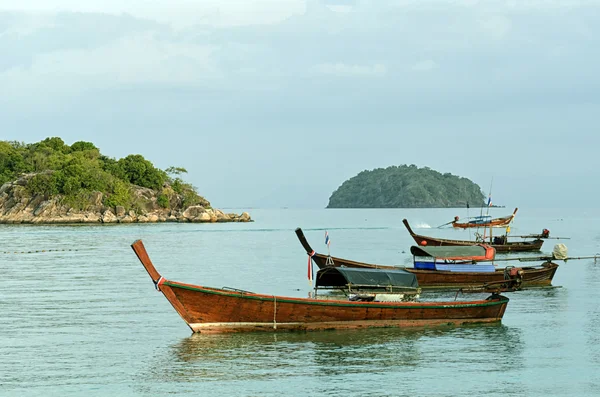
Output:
(451, 208), (518, 229)
(403, 219), (544, 253)
(131, 239), (509, 333)
(295, 228), (558, 290)
(406, 245), (558, 289)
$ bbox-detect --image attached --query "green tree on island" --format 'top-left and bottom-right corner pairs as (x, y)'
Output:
(0, 137), (206, 211)
(327, 164), (486, 208)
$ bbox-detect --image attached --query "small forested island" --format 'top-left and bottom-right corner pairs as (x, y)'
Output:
(327, 165), (485, 208)
(0, 137), (251, 224)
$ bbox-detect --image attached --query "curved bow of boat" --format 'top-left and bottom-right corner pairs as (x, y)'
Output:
(402, 219), (417, 237)
(131, 239), (167, 291)
(295, 227), (316, 255)
(131, 239), (196, 330)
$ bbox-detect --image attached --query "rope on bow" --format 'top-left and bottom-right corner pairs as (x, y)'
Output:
(154, 276), (166, 291)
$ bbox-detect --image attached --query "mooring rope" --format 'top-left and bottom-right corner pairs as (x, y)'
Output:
(154, 276), (166, 291)
(1, 248), (83, 254)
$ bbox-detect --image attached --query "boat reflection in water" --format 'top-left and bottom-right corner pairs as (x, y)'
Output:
(141, 324), (523, 386)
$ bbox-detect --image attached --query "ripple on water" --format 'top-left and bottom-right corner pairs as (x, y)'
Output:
(2, 211), (600, 397)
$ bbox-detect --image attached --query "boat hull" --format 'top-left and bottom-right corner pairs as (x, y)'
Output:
(404, 263), (558, 288)
(451, 208), (518, 229)
(452, 219), (513, 229)
(161, 281), (508, 333)
(403, 219), (544, 252)
(409, 234), (544, 253)
(308, 253), (558, 289)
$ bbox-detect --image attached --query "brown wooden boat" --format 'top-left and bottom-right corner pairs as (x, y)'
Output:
(295, 228), (558, 290)
(131, 239), (510, 333)
(403, 219), (544, 253)
(451, 208), (518, 229)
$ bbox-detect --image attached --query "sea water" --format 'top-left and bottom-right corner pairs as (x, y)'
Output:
(1, 207), (599, 396)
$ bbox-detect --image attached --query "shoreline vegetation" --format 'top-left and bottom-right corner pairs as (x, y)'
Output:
(0, 137), (251, 224)
(327, 164), (487, 209)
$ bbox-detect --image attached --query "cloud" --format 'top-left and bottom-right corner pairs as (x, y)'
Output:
(0, 29), (222, 108)
(2, 1), (600, 209)
(478, 14), (512, 39)
(1, 1), (600, 112)
(411, 60), (438, 72)
(313, 62), (387, 76)
(0, 0), (306, 28)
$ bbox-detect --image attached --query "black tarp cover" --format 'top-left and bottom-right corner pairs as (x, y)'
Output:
(315, 267), (419, 289)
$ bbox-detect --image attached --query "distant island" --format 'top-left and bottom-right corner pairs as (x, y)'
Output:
(0, 137), (251, 224)
(327, 165), (486, 208)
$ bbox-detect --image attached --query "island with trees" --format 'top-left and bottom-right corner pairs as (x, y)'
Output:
(0, 137), (251, 224)
(327, 165), (486, 208)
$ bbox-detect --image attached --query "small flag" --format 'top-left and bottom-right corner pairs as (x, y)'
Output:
(506, 226), (510, 234)
(308, 250), (315, 282)
(487, 195), (492, 207)
(325, 231), (330, 247)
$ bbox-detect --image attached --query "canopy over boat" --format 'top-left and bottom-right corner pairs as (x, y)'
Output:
(410, 245), (496, 261)
(316, 267), (419, 289)
(469, 215), (492, 224)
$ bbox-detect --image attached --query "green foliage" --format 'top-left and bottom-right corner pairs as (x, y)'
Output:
(182, 189), (201, 208)
(103, 179), (132, 209)
(167, 178), (205, 207)
(39, 137), (71, 154)
(0, 141), (31, 185)
(165, 166), (188, 176)
(117, 154), (167, 190)
(61, 191), (98, 211)
(0, 138), (204, 213)
(71, 141), (98, 152)
(26, 172), (60, 198)
(327, 165), (486, 208)
(157, 193), (170, 208)
(100, 155), (126, 180)
(171, 178), (184, 194)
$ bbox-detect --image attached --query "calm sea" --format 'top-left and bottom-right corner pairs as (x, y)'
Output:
(1, 208), (600, 396)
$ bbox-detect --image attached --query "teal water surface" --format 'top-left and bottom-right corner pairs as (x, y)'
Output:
(1, 208), (600, 396)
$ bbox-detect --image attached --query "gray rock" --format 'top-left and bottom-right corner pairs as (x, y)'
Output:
(182, 206), (206, 219)
(0, 173), (253, 224)
(115, 206), (126, 217)
(102, 210), (117, 223)
(90, 191), (103, 206)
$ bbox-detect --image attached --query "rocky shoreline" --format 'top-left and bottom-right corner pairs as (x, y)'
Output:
(0, 178), (251, 225)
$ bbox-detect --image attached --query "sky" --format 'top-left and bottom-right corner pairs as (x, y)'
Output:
(1, 0), (599, 209)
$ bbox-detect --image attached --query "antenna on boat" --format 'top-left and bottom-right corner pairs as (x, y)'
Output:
(481, 177), (494, 242)
(486, 177), (494, 216)
(466, 199), (471, 240)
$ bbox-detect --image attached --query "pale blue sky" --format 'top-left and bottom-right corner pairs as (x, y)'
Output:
(1, 0), (599, 209)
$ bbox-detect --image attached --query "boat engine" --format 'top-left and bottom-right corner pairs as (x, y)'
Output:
(493, 236), (507, 245)
(541, 228), (550, 238)
(504, 266), (523, 281)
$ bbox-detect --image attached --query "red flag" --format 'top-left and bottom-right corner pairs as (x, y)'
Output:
(308, 250), (315, 282)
